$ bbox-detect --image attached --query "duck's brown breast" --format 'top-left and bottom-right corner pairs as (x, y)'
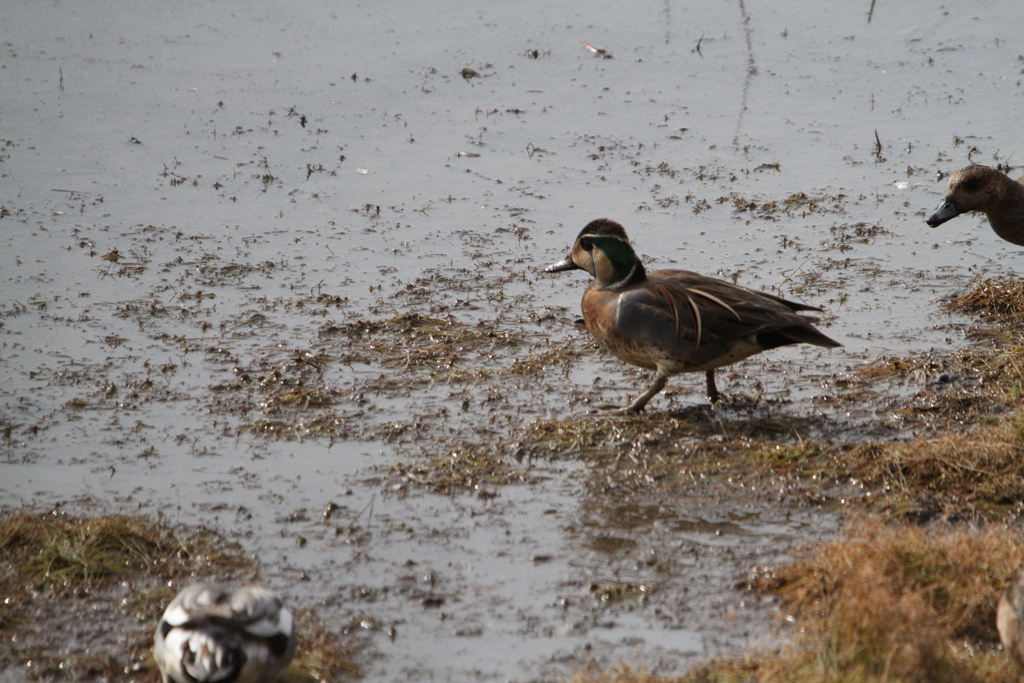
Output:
(582, 287), (661, 371)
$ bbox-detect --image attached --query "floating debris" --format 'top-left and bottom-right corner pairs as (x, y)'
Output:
(580, 42), (613, 59)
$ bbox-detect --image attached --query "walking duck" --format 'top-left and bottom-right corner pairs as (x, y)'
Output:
(544, 219), (841, 412)
(927, 165), (1024, 246)
(154, 584), (296, 683)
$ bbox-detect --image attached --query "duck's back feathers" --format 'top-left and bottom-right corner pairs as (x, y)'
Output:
(586, 269), (839, 371)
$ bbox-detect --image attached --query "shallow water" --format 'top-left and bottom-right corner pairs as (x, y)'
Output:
(1, 0), (1021, 680)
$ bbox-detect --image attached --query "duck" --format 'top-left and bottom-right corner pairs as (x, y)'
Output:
(999, 567), (1024, 671)
(926, 165), (1024, 245)
(153, 583), (296, 683)
(544, 219), (841, 412)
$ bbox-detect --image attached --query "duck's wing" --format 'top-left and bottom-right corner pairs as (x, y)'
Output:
(617, 270), (839, 349)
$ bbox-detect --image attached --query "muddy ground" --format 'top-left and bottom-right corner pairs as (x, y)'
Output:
(2, 0), (1023, 681)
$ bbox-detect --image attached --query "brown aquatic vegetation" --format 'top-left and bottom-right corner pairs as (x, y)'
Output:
(387, 441), (529, 493)
(525, 414), (838, 502)
(234, 312), (552, 443)
(589, 580), (650, 604)
(322, 312), (521, 370)
(834, 415), (1024, 518)
(570, 518), (1024, 683)
(378, 408), (826, 495)
(947, 276), (1024, 324)
(748, 517), (1021, 682)
(0, 510), (246, 598)
(722, 190), (849, 222)
(755, 517), (1018, 642)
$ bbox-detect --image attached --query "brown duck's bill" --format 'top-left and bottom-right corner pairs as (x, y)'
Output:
(545, 256), (579, 273)
(926, 199), (960, 227)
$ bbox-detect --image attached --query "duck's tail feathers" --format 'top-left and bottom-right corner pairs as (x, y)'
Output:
(758, 324), (842, 350)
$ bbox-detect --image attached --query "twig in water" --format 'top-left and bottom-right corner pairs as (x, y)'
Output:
(526, 143), (549, 159)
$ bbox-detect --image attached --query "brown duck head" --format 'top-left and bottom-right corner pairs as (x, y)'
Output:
(544, 219), (645, 288)
(927, 165), (1006, 227)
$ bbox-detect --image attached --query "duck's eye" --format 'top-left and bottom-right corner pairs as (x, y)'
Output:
(580, 237), (594, 251)
(962, 179), (981, 192)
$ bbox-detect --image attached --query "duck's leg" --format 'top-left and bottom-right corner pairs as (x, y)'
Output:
(624, 371), (668, 413)
(706, 370), (721, 404)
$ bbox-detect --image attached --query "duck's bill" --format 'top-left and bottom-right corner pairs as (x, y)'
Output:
(926, 200), (960, 227)
(544, 256), (579, 273)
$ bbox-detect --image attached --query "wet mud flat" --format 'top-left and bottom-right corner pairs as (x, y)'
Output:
(3, 0), (1024, 681)
(5, 218), (1024, 682)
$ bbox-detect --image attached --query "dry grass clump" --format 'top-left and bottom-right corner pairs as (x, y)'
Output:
(761, 573), (981, 682)
(834, 286), (1024, 518)
(833, 413), (1024, 518)
(569, 517), (1024, 683)
(948, 277), (1024, 323)
(759, 517), (1017, 639)
(750, 517), (1021, 681)
(0, 509), (244, 598)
